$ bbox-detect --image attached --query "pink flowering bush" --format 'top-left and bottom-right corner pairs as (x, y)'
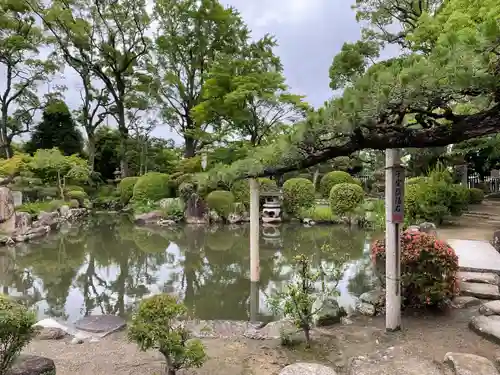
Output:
(371, 231), (459, 308)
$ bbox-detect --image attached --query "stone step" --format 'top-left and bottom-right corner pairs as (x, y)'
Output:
(469, 315), (500, 345)
(444, 352), (499, 375)
(479, 301), (500, 316)
(459, 281), (500, 300)
(458, 272), (500, 285)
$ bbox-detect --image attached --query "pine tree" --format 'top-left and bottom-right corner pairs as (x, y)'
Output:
(25, 99), (83, 156)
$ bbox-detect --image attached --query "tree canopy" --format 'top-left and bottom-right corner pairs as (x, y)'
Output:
(198, 0), (500, 188)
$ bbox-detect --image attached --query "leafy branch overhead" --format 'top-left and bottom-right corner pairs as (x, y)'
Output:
(200, 0), (500, 188)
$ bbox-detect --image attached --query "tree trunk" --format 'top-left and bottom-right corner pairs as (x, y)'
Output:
(0, 106), (11, 159)
(184, 135), (196, 158)
(116, 98), (129, 177)
(303, 327), (311, 348)
(312, 168), (320, 188)
(87, 133), (96, 172)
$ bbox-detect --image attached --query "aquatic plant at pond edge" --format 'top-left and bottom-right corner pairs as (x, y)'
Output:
(128, 294), (206, 375)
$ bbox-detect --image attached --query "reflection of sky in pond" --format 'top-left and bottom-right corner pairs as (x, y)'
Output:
(1, 221), (377, 323)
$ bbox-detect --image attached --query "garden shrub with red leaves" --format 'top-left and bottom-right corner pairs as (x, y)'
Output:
(371, 230), (459, 308)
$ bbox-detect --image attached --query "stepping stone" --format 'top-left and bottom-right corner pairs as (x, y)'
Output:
(452, 296), (481, 309)
(459, 281), (500, 299)
(444, 352), (499, 375)
(280, 363), (337, 375)
(469, 315), (500, 344)
(74, 315), (126, 334)
(7, 354), (55, 375)
(480, 301), (500, 316)
(458, 272), (500, 285)
(448, 239), (500, 274)
(347, 347), (442, 375)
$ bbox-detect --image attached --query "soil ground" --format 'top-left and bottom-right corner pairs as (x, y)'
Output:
(24, 199), (500, 375)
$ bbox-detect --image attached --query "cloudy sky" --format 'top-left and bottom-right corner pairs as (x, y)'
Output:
(41, 0), (364, 143)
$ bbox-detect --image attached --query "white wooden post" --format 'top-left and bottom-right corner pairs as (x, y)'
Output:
(385, 149), (403, 331)
(249, 178), (260, 282)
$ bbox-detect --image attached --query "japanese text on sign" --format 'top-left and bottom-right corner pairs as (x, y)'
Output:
(391, 166), (404, 223)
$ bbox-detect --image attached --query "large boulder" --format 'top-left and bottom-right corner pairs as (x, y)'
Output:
(444, 352), (498, 375)
(36, 327), (67, 340)
(6, 355), (55, 375)
(33, 211), (59, 230)
(0, 187), (16, 233)
(15, 212), (32, 235)
(280, 363), (337, 375)
(134, 211), (164, 225)
(312, 295), (346, 327)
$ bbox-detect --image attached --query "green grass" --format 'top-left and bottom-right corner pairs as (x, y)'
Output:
(297, 205), (340, 223)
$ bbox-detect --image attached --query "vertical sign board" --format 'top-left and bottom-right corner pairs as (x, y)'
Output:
(391, 166), (405, 223)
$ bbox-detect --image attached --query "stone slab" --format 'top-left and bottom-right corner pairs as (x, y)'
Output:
(458, 272), (500, 285)
(459, 281), (500, 299)
(452, 296), (481, 309)
(74, 315), (126, 333)
(7, 354), (55, 375)
(448, 240), (500, 274)
(444, 352), (499, 375)
(479, 301), (500, 316)
(469, 315), (500, 344)
(279, 363), (337, 375)
(347, 347), (442, 375)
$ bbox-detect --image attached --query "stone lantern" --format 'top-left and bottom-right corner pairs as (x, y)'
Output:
(261, 190), (282, 223)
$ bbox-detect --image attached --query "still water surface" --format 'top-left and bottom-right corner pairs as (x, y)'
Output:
(0, 214), (377, 322)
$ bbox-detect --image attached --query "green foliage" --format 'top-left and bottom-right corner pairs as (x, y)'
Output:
(66, 190), (87, 205)
(17, 201), (53, 215)
(230, 177), (277, 207)
(0, 153), (31, 176)
(298, 205), (338, 223)
(283, 178), (315, 214)
(206, 190), (235, 219)
(48, 200), (65, 212)
(319, 171), (356, 197)
(405, 168), (469, 224)
(128, 294), (206, 375)
(372, 231), (459, 308)
(132, 172), (172, 203)
(468, 188), (485, 204)
(68, 199), (80, 208)
(160, 198), (185, 221)
(406, 177), (427, 185)
(39, 186), (59, 199)
(118, 177), (139, 204)
(25, 99), (84, 156)
(0, 295), (37, 374)
(329, 183), (364, 218)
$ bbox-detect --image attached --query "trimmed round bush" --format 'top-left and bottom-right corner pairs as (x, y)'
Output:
(68, 199), (80, 208)
(66, 190), (87, 205)
(40, 186), (60, 199)
(0, 295), (37, 374)
(206, 190), (235, 218)
(468, 187), (485, 204)
(48, 199), (64, 212)
(371, 230), (459, 308)
(132, 172), (172, 202)
(283, 178), (315, 214)
(118, 176), (139, 204)
(320, 171), (355, 197)
(329, 183), (364, 216)
(230, 178), (278, 207)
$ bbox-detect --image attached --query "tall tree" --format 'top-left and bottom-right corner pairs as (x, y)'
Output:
(194, 36), (309, 146)
(25, 99), (83, 156)
(29, 0), (151, 176)
(151, 0), (250, 157)
(0, 0), (58, 158)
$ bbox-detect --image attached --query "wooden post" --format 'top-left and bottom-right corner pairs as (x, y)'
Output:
(385, 149), (403, 331)
(249, 178), (260, 282)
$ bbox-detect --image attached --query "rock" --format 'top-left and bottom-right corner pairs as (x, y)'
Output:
(419, 222), (437, 236)
(134, 211), (164, 225)
(59, 204), (70, 218)
(341, 317), (353, 325)
(35, 327), (67, 340)
(493, 230), (500, 252)
(303, 218), (316, 226)
(407, 225), (420, 233)
(360, 289), (385, 307)
(209, 210), (222, 223)
(0, 187), (16, 233)
(34, 211), (59, 230)
(279, 363), (337, 375)
(71, 337), (84, 344)
(459, 281), (500, 299)
(74, 314), (126, 334)
(227, 213), (242, 224)
(356, 301), (375, 316)
(469, 315), (500, 344)
(312, 296), (345, 326)
(479, 300), (500, 316)
(25, 226), (50, 240)
(6, 354), (55, 375)
(243, 319), (297, 340)
(347, 347), (443, 375)
(458, 272), (500, 285)
(444, 352), (498, 375)
(452, 296), (481, 309)
(15, 212), (32, 235)
(158, 219), (176, 226)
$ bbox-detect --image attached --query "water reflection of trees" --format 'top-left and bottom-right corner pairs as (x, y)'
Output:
(4, 218), (370, 321)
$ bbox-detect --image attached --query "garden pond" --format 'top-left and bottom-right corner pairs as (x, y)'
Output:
(0, 214), (379, 323)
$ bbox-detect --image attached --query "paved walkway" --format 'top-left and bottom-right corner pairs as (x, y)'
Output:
(448, 239), (500, 274)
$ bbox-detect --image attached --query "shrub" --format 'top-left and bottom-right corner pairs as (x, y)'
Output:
(329, 183), (364, 218)
(469, 188), (485, 204)
(39, 186), (60, 199)
(298, 205), (338, 223)
(63, 185), (85, 193)
(206, 190), (235, 218)
(68, 199), (80, 208)
(320, 171), (355, 197)
(17, 201), (53, 215)
(283, 178), (315, 214)
(128, 294), (206, 375)
(230, 178), (277, 208)
(48, 199), (65, 212)
(132, 173), (172, 203)
(118, 176), (139, 204)
(0, 295), (37, 374)
(406, 176), (427, 185)
(66, 190), (87, 205)
(371, 231), (459, 308)
(160, 198), (185, 221)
